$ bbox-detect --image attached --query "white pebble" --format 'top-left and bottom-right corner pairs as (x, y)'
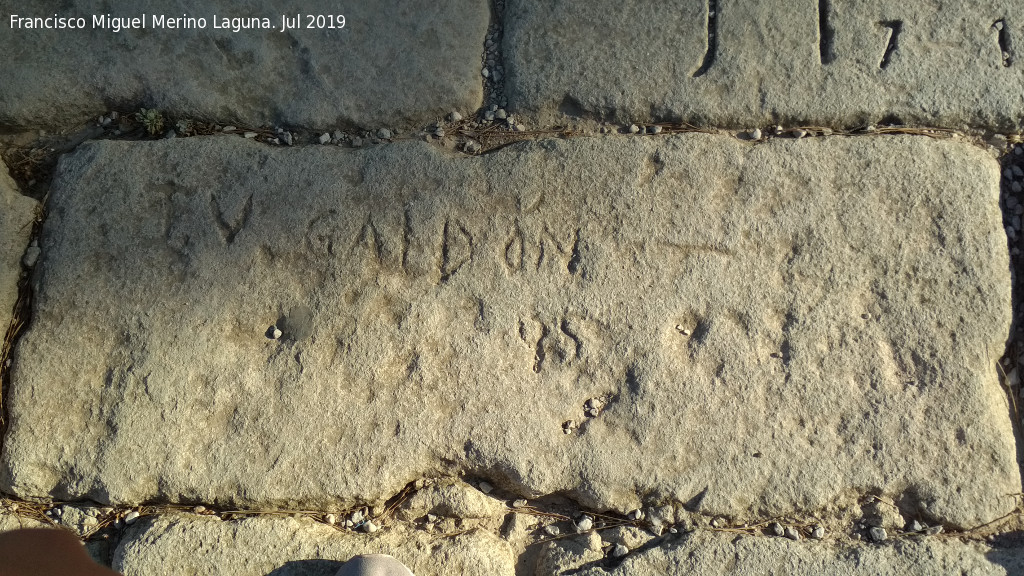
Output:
(770, 522), (784, 536)
(325, 514), (337, 525)
(627, 509), (643, 521)
(628, 124), (640, 134)
(784, 526), (800, 540)
(351, 510), (365, 523)
(650, 125), (663, 134)
(544, 524), (560, 536)
(811, 526), (825, 539)
(484, 111), (495, 121)
(243, 132), (257, 139)
(515, 124), (526, 132)
(222, 126), (236, 132)
(512, 499), (528, 508)
(909, 520), (924, 532)
(377, 128), (392, 139)
(792, 129), (808, 139)
(611, 544), (629, 558)
(495, 109), (507, 120)
(449, 111), (463, 122)
(83, 516), (98, 526)
(363, 520), (379, 533)
(193, 506), (206, 514)
(124, 511), (140, 525)
(481, 68), (490, 78)
(869, 527), (888, 542)
(750, 128), (762, 140)
(319, 133), (331, 145)
(576, 516), (594, 532)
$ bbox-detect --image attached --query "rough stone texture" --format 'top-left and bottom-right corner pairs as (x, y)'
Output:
(562, 531), (1024, 576)
(113, 514), (514, 576)
(0, 160), (37, 331)
(1, 134), (1016, 529)
(0, 0), (488, 130)
(396, 480), (506, 521)
(504, 0), (1024, 130)
(0, 511), (47, 533)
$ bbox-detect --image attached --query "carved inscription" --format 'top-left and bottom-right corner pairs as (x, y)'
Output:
(693, 0), (719, 77)
(210, 193), (253, 244)
(878, 20), (903, 69)
(440, 219), (473, 283)
(521, 316), (586, 373)
(995, 19), (1014, 67)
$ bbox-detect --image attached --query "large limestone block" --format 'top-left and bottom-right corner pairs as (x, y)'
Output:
(1, 134), (1016, 529)
(113, 514), (514, 576)
(0, 0), (488, 129)
(505, 0), (1024, 130)
(0, 160), (37, 331)
(566, 531), (1024, 576)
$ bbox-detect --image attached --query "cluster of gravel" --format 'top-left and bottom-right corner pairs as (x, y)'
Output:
(1001, 144), (1024, 391)
(482, 0), (507, 113)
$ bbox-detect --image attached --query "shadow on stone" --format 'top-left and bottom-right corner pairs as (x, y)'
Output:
(266, 559), (344, 576)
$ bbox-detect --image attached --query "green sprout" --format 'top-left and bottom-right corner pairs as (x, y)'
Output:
(135, 108), (165, 136)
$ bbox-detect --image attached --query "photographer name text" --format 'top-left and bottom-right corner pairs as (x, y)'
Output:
(9, 13), (346, 33)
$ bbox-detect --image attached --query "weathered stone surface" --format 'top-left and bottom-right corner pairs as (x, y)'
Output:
(1, 134), (1016, 529)
(0, 511), (47, 533)
(563, 531), (1024, 576)
(504, 0), (1024, 130)
(0, 160), (37, 331)
(396, 480), (505, 521)
(113, 514), (514, 576)
(0, 0), (488, 129)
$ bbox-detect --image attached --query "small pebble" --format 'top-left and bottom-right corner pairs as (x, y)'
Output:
(351, 137), (363, 147)
(325, 514), (337, 525)
(426, 513), (438, 523)
(319, 133), (331, 145)
(995, 21), (1005, 31)
(627, 509), (643, 521)
(792, 129), (807, 139)
(351, 510), (365, 523)
(464, 141), (482, 154)
(865, 124), (876, 132)
(514, 124), (526, 132)
(1015, 146), (1023, 156)
(628, 124), (640, 134)
(22, 246), (41, 268)
(770, 522), (784, 536)
(280, 132), (294, 146)
(193, 506), (206, 514)
(749, 128), (762, 140)
(479, 481), (493, 494)
(710, 517), (725, 528)
(495, 109), (507, 120)
(222, 126), (236, 132)
(377, 128), (392, 139)
(333, 130), (345, 142)
(124, 511), (140, 525)
(512, 499), (528, 508)
(544, 524), (560, 536)
(909, 520), (924, 532)
(243, 132), (257, 139)
(484, 111), (495, 121)
(481, 68), (490, 78)
(267, 326), (282, 340)
(869, 527), (888, 542)
(811, 526), (825, 540)
(925, 526), (943, 535)
(576, 516), (594, 532)
(363, 520), (379, 533)
(83, 516), (98, 526)
(784, 526), (800, 541)
(489, 104), (499, 112)
(611, 544), (629, 558)
(649, 125), (663, 134)
(449, 111), (463, 122)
